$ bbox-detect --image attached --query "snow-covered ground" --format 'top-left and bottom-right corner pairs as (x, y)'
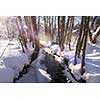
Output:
(16, 67), (37, 83)
(64, 38), (100, 82)
(44, 36), (100, 83)
(0, 36), (100, 83)
(0, 40), (51, 83)
(0, 40), (29, 82)
(84, 39), (100, 82)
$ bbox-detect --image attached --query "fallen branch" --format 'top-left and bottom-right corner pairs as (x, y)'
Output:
(0, 42), (10, 59)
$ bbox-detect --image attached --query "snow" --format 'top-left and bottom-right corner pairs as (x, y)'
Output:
(39, 40), (52, 47)
(84, 42), (100, 82)
(24, 42), (34, 58)
(50, 44), (62, 56)
(83, 73), (100, 83)
(0, 40), (51, 83)
(31, 48), (51, 82)
(2, 51), (29, 76)
(69, 63), (81, 80)
(23, 25), (28, 29)
(63, 39), (100, 82)
(63, 50), (82, 64)
(0, 40), (29, 82)
(0, 35), (100, 83)
(40, 40), (47, 47)
(16, 67), (37, 83)
(63, 70), (76, 82)
(0, 60), (15, 82)
(92, 26), (100, 39)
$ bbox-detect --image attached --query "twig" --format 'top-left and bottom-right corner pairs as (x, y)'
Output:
(0, 42), (10, 59)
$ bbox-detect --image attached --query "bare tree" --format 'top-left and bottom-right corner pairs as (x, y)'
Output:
(89, 16), (100, 43)
(44, 16), (48, 33)
(30, 16), (40, 64)
(37, 16), (40, 31)
(74, 16), (90, 75)
(66, 16), (74, 50)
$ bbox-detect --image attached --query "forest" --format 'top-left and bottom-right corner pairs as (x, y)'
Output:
(0, 16), (100, 83)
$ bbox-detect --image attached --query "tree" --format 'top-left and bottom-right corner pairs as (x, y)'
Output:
(74, 16), (90, 75)
(30, 16), (40, 64)
(16, 16), (28, 52)
(24, 16), (33, 42)
(66, 16), (74, 50)
(57, 16), (65, 51)
(89, 16), (100, 43)
(44, 16), (48, 33)
(37, 16), (40, 31)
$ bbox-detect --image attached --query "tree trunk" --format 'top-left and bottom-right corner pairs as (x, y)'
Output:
(16, 17), (25, 53)
(74, 16), (90, 76)
(60, 16), (65, 51)
(57, 16), (60, 44)
(81, 16), (90, 75)
(74, 16), (84, 64)
(37, 16), (40, 32)
(91, 16), (97, 31)
(17, 16), (28, 49)
(30, 16), (40, 64)
(44, 16), (48, 33)
(63, 16), (70, 49)
(67, 16), (74, 50)
(57, 16), (66, 51)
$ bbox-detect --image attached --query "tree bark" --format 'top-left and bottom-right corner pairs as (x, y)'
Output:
(16, 17), (25, 53)
(74, 16), (84, 64)
(81, 16), (90, 75)
(30, 16), (40, 64)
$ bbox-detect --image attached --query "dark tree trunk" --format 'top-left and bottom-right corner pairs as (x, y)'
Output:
(44, 16), (48, 33)
(30, 16), (40, 64)
(67, 16), (74, 50)
(74, 16), (90, 75)
(16, 16), (25, 53)
(81, 16), (90, 75)
(18, 16), (28, 49)
(38, 16), (40, 31)
(91, 16), (97, 31)
(74, 16), (84, 64)
(60, 16), (65, 51)
(58, 16), (61, 43)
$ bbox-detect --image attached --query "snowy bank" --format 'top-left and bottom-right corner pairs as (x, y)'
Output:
(2, 51), (29, 76)
(31, 48), (51, 82)
(0, 40), (29, 82)
(0, 60), (15, 82)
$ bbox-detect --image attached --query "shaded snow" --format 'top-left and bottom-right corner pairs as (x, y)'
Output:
(63, 39), (100, 82)
(2, 51), (29, 76)
(0, 60), (15, 82)
(0, 40), (29, 82)
(84, 41), (100, 82)
(31, 48), (51, 82)
(0, 37), (100, 83)
(69, 63), (81, 80)
(16, 67), (37, 83)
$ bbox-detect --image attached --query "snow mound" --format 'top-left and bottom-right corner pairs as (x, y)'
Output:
(0, 61), (15, 82)
(69, 63), (81, 80)
(64, 51), (81, 64)
(38, 68), (51, 82)
(50, 44), (61, 55)
(2, 51), (29, 76)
